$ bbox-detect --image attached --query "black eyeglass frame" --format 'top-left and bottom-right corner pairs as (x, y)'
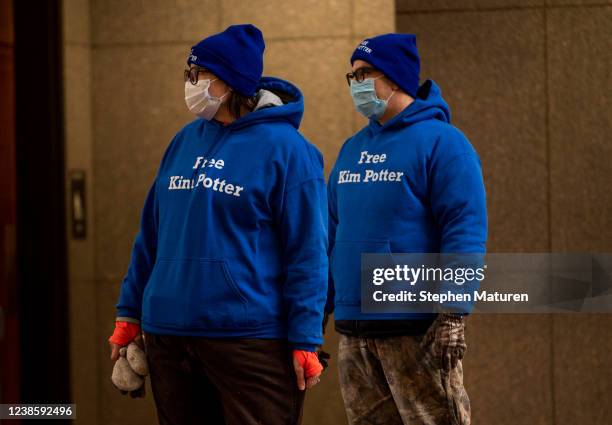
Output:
(184, 65), (209, 85)
(345, 66), (380, 86)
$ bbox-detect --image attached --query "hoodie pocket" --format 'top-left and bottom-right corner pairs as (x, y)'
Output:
(330, 240), (392, 305)
(142, 258), (250, 329)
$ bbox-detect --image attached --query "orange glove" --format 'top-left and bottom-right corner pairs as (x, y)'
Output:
(108, 321), (141, 346)
(292, 350), (323, 378)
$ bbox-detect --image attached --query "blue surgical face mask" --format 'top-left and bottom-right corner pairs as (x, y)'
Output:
(350, 76), (395, 120)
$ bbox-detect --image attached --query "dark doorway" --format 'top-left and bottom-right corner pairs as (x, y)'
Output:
(0, 0), (20, 410)
(12, 0), (70, 416)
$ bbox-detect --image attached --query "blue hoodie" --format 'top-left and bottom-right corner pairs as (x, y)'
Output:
(327, 79), (488, 320)
(115, 77), (328, 351)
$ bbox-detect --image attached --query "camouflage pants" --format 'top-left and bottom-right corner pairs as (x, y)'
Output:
(338, 334), (470, 425)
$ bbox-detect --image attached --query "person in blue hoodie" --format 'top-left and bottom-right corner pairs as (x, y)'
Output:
(327, 34), (487, 424)
(107, 24), (327, 425)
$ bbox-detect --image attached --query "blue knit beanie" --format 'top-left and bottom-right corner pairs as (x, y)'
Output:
(350, 33), (420, 98)
(187, 24), (265, 97)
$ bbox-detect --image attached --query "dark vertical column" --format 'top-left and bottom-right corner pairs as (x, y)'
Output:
(13, 0), (70, 414)
(0, 0), (20, 409)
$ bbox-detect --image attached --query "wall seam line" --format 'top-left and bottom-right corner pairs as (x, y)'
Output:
(543, 5), (557, 425)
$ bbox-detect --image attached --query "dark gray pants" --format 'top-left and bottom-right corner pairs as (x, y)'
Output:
(144, 332), (305, 425)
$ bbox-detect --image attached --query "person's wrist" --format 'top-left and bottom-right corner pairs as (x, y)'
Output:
(440, 313), (464, 324)
(292, 343), (317, 352)
(109, 320), (141, 346)
(116, 316), (141, 325)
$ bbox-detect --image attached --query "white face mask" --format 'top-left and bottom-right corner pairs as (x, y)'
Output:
(184, 78), (229, 121)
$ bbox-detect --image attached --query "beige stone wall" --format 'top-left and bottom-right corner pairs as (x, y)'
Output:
(397, 1), (612, 424)
(62, 0), (98, 423)
(63, 1), (395, 424)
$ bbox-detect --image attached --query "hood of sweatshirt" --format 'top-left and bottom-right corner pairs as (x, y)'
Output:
(368, 79), (451, 134)
(228, 76), (305, 130)
(181, 76), (306, 168)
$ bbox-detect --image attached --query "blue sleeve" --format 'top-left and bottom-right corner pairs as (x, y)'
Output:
(279, 155), (328, 352)
(430, 151), (487, 253)
(430, 145), (488, 314)
(115, 179), (159, 322)
(325, 168), (338, 314)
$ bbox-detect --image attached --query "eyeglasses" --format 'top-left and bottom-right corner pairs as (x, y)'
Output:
(184, 65), (208, 85)
(345, 67), (379, 86)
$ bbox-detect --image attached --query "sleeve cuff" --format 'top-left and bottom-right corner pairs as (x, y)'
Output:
(291, 343), (318, 352)
(116, 316), (141, 325)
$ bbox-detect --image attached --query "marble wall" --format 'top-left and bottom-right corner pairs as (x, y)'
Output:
(62, 0), (98, 422)
(397, 0), (612, 424)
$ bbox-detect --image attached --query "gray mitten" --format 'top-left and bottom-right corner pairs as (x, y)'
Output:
(111, 341), (148, 397)
(127, 342), (149, 376)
